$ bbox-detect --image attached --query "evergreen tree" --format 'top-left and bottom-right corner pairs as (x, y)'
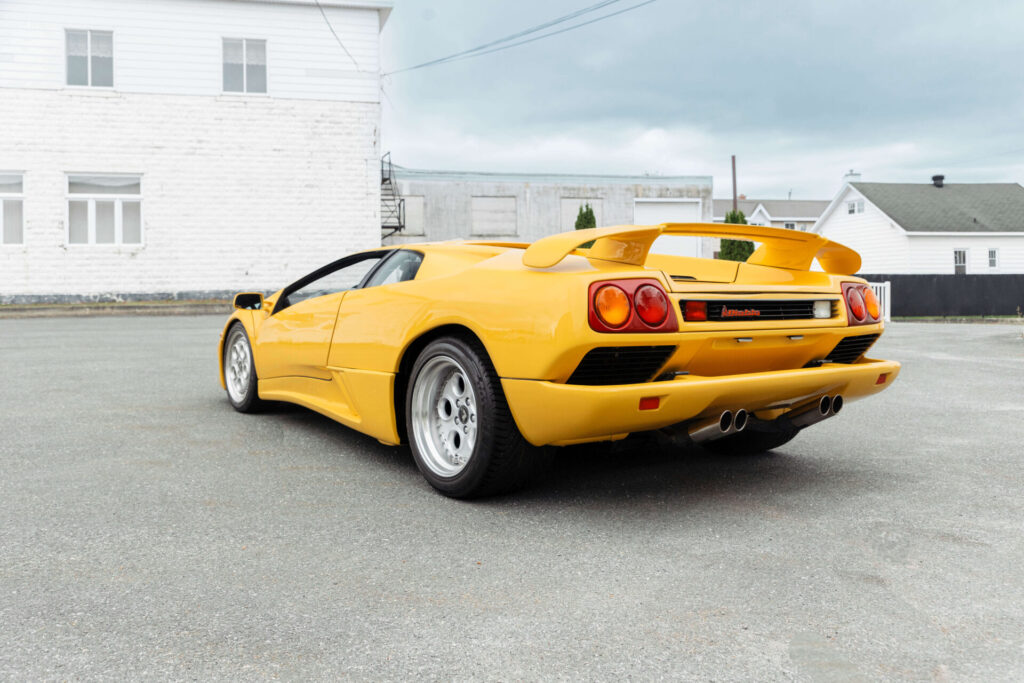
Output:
(575, 202), (596, 248)
(719, 209), (755, 262)
(574, 202), (596, 230)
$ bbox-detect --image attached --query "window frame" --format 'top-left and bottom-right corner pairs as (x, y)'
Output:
(784, 222), (795, 230)
(953, 248), (967, 275)
(988, 248), (999, 269)
(65, 28), (114, 89)
(65, 173), (144, 247)
(275, 250), (392, 314)
(221, 37), (269, 95)
(0, 172), (25, 246)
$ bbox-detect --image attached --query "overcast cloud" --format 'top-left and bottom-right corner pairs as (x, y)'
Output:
(379, 0), (1024, 198)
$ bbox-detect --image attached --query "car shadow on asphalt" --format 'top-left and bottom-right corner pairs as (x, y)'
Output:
(250, 401), (874, 507)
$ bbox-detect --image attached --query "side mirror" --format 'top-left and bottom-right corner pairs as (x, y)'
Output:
(233, 292), (264, 310)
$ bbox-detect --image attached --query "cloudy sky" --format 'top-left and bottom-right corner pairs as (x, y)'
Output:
(379, 0), (1024, 199)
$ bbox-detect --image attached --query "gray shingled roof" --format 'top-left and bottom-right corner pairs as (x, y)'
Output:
(712, 199), (829, 219)
(852, 182), (1024, 232)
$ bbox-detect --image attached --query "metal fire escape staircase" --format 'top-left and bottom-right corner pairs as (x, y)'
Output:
(381, 152), (405, 240)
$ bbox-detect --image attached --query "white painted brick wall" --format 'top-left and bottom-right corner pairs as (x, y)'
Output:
(0, 88), (381, 300)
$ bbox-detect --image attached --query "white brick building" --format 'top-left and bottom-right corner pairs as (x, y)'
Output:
(0, 0), (391, 302)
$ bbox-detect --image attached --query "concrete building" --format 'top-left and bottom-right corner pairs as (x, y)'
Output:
(0, 0), (391, 303)
(712, 198), (829, 231)
(385, 166), (716, 258)
(813, 175), (1024, 274)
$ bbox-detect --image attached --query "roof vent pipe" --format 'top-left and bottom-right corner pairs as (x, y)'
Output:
(932, 175), (945, 188)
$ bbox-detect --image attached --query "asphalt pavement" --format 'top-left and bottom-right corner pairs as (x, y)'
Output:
(1, 316), (1023, 680)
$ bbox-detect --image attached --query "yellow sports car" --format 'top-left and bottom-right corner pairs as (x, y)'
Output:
(219, 223), (899, 497)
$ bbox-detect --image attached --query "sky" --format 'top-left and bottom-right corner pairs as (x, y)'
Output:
(378, 0), (1024, 199)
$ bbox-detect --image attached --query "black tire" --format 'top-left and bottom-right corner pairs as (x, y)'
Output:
(702, 421), (799, 456)
(223, 323), (264, 413)
(405, 336), (541, 498)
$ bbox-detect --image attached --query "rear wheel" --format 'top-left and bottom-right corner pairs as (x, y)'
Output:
(406, 337), (540, 498)
(223, 324), (263, 413)
(703, 422), (799, 456)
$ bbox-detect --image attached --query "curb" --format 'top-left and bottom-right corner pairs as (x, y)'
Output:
(891, 317), (1024, 325)
(0, 302), (232, 319)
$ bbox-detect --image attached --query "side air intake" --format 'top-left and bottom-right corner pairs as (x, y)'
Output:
(824, 334), (880, 364)
(567, 346), (676, 385)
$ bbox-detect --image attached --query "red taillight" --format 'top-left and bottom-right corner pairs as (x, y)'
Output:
(846, 286), (866, 321)
(842, 282), (880, 326)
(587, 279), (678, 333)
(683, 301), (707, 322)
(634, 285), (668, 326)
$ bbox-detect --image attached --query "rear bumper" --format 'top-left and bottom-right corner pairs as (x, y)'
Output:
(501, 358), (900, 446)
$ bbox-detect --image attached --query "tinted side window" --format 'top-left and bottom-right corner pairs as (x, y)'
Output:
(281, 255), (382, 309)
(363, 250), (423, 288)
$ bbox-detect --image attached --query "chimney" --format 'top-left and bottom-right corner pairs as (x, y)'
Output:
(932, 174), (945, 188)
(843, 169), (861, 184)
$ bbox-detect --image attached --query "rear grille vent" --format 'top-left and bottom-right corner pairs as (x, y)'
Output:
(686, 300), (827, 321)
(567, 346), (676, 386)
(825, 334), (880, 364)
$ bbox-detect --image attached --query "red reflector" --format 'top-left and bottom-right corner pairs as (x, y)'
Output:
(639, 397), (660, 411)
(684, 301), (707, 322)
(876, 373), (888, 385)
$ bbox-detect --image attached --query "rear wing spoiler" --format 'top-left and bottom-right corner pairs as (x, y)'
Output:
(521, 222), (861, 275)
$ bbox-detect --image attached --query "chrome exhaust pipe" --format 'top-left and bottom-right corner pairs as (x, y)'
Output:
(830, 394), (844, 415)
(732, 409), (749, 433)
(789, 395), (832, 429)
(687, 410), (733, 444)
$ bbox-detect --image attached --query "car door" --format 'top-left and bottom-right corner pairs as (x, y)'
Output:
(254, 251), (388, 380)
(326, 249), (425, 370)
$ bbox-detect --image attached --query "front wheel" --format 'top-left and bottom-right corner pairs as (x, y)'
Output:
(405, 337), (540, 498)
(223, 324), (264, 413)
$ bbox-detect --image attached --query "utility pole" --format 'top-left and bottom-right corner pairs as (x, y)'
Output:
(731, 155), (738, 213)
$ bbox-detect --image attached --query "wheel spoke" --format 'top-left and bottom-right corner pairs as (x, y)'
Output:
(411, 356), (479, 477)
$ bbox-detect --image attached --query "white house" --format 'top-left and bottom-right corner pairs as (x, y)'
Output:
(712, 198), (829, 231)
(0, 0), (391, 303)
(386, 166), (716, 258)
(812, 175), (1024, 274)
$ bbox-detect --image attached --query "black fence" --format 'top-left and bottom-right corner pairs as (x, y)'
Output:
(861, 274), (1024, 317)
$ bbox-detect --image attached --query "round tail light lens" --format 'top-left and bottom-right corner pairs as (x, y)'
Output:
(846, 287), (866, 321)
(633, 285), (668, 326)
(594, 285), (631, 327)
(863, 287), (880, 320)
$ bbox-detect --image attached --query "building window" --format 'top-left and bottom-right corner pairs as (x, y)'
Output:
(471, 196), (517, 236)
(0, 173), (24, 245)
(403, 196), (426, 235)
(846, 200), (865, 215)
(953, 249), (967, 275)
(988, 249), (998, 268)
(223, 38), (267, 93)
(784, 222), (795, 230)
(66, 30), (113, 87)
(66, 175), (142, 245)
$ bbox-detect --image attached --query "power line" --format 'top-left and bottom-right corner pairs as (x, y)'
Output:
(385, 0), (627, 76)
(385, 0), (656, 76)
(315, 0), (362, 71)
(422, 0), (660, 71)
